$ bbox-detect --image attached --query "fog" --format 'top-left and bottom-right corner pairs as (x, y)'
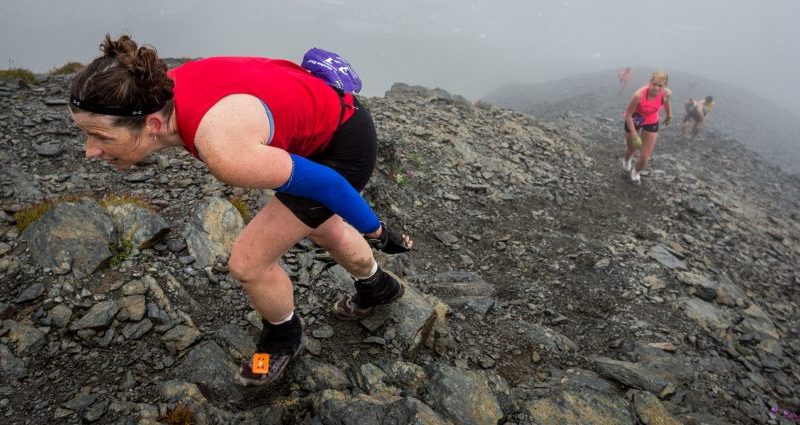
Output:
(1, 0), (798, 111)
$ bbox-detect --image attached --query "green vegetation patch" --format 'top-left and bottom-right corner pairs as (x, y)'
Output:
(228, 196), (251, 223)
(99, 193), (152, 210)
(108, 239), (133, 268)
(0, 67), (36, 84)
(13, 200), (55, 233)
(49, 62), (85, 75)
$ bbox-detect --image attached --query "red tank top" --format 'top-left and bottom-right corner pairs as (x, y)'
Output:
(635, 86), (664, 125)
(167, 57), (355, 159)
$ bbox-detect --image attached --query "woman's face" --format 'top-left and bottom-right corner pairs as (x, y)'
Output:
(649, 78), (667, 94)
(72, 112), (151, 171)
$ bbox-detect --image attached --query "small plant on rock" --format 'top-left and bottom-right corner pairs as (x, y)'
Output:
(108, 239), (133, 268)
(228, 196), (251, 223)
(160, 403), (196, 425)
(13, 200), (55, 233)
(0, 67), (36, 84)
(49, 62), (85, 75)
(99, 193), (151, 210)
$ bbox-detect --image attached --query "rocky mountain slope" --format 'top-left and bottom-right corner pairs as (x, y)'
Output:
(0, 71), (799, 425)
(483, 68), (800, 175)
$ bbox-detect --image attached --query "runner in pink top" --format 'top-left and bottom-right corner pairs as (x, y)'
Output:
(621, 70), (673, 184)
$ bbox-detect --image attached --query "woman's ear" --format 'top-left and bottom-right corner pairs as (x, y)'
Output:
(145, 114), (164, 136)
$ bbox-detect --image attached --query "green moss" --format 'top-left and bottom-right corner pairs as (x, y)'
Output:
(99, 193), (151, 210)
(0, 68), (36, 84)
(228, 196), (251, 223)
(49, 62), (85, 75)
(108, 239), (133, 268)
(13, 200), (55, 233)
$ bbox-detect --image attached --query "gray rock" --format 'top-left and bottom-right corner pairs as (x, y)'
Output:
(161, 324), (202, 354)
(83, 399), (108, 422)
(121, 319), (153, 340)
(185, 196), (244, 268)
(738, 303), (780, 353)
(63, 392), (97, 411)
(213, 323), (256, 363)
(312, 324), (335, 339)
(0, 303), (10, 320)
(123, 168), (155, 182)
(356, 272), (440, 358)
(377, 359), (428, 397)
(173, 341), (242, 405)
(423, 361), (503, 425)
(680, 297), (733, 331)
(312, 391), (450, 425)
(3, 320), (45, 355)
(47, 304), (73, 328)
(289, 357), (350, 392)
(115, 295), (146, 322)
(595, 357), (675, 397)
(560, 368), (616, 393)
(121, 279), (148, 296)
(157, 380), (207, 404)
(14, 282), (44, 304)
(648, 245), (687, 270)
(70, 300), (119, 331)
(632, 390), (682, 425)
(526, 389), (633, 425)
(104, 203), (170, 249)
(21, 199), (116, 277)
(676, 271), (718, 301)
(423, 271), (496, 317)
(33, 141), (64, 157)
(350, 362), (399, 395)
(1, 166), (43, 203)
(0, 343), (27, 378)
(518, 322), (577, 353)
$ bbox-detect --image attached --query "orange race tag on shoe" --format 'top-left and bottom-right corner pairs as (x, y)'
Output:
(252, 353), (270, 374)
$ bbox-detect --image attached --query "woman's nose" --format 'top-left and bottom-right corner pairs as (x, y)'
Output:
(85, 140), (103, 159)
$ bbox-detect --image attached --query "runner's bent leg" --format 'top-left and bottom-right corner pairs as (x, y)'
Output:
(228, 196), (311, 323)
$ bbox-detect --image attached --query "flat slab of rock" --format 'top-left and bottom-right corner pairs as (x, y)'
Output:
(357, 272), (440, 358)
(21, 198), (116, 277)
(312, 391), (450, 425)
(679, 297), (733, 331)
(595, 357), (675, 397)
(526, 389), (632, 425)
(422, 271), (497, 317)
(2, 320), (46, 356)
(423, 362), (503, 425)
(173, 341), (242, 405)
(648, 245), (687, 270)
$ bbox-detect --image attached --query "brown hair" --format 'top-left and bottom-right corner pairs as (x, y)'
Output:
(69, 34), (174, 129)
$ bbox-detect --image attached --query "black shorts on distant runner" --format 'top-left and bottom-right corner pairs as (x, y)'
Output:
(275, 97), (378, 229)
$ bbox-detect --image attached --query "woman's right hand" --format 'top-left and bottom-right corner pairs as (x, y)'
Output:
(365, 222), (413, 253)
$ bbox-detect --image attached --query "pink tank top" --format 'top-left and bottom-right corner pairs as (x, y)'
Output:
(635, 86), (664, 125)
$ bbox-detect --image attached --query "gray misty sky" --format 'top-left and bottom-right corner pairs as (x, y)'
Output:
(1, 0), (798, 111)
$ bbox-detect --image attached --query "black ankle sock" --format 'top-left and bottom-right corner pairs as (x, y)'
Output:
(257, 314), (302, 354)
(354, 268), (401, 308)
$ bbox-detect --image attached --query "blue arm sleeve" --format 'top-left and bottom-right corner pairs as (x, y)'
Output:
(275, 154), (381, 233)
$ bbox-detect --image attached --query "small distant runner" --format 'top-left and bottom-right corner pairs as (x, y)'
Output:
(618, 67), (632, 94)
(621, 70), (672, 185)
(682, 95), (714, 137)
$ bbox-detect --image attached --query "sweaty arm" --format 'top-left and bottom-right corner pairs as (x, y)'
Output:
(624, 92), (641, 133)
(194, 94), (381, 234)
